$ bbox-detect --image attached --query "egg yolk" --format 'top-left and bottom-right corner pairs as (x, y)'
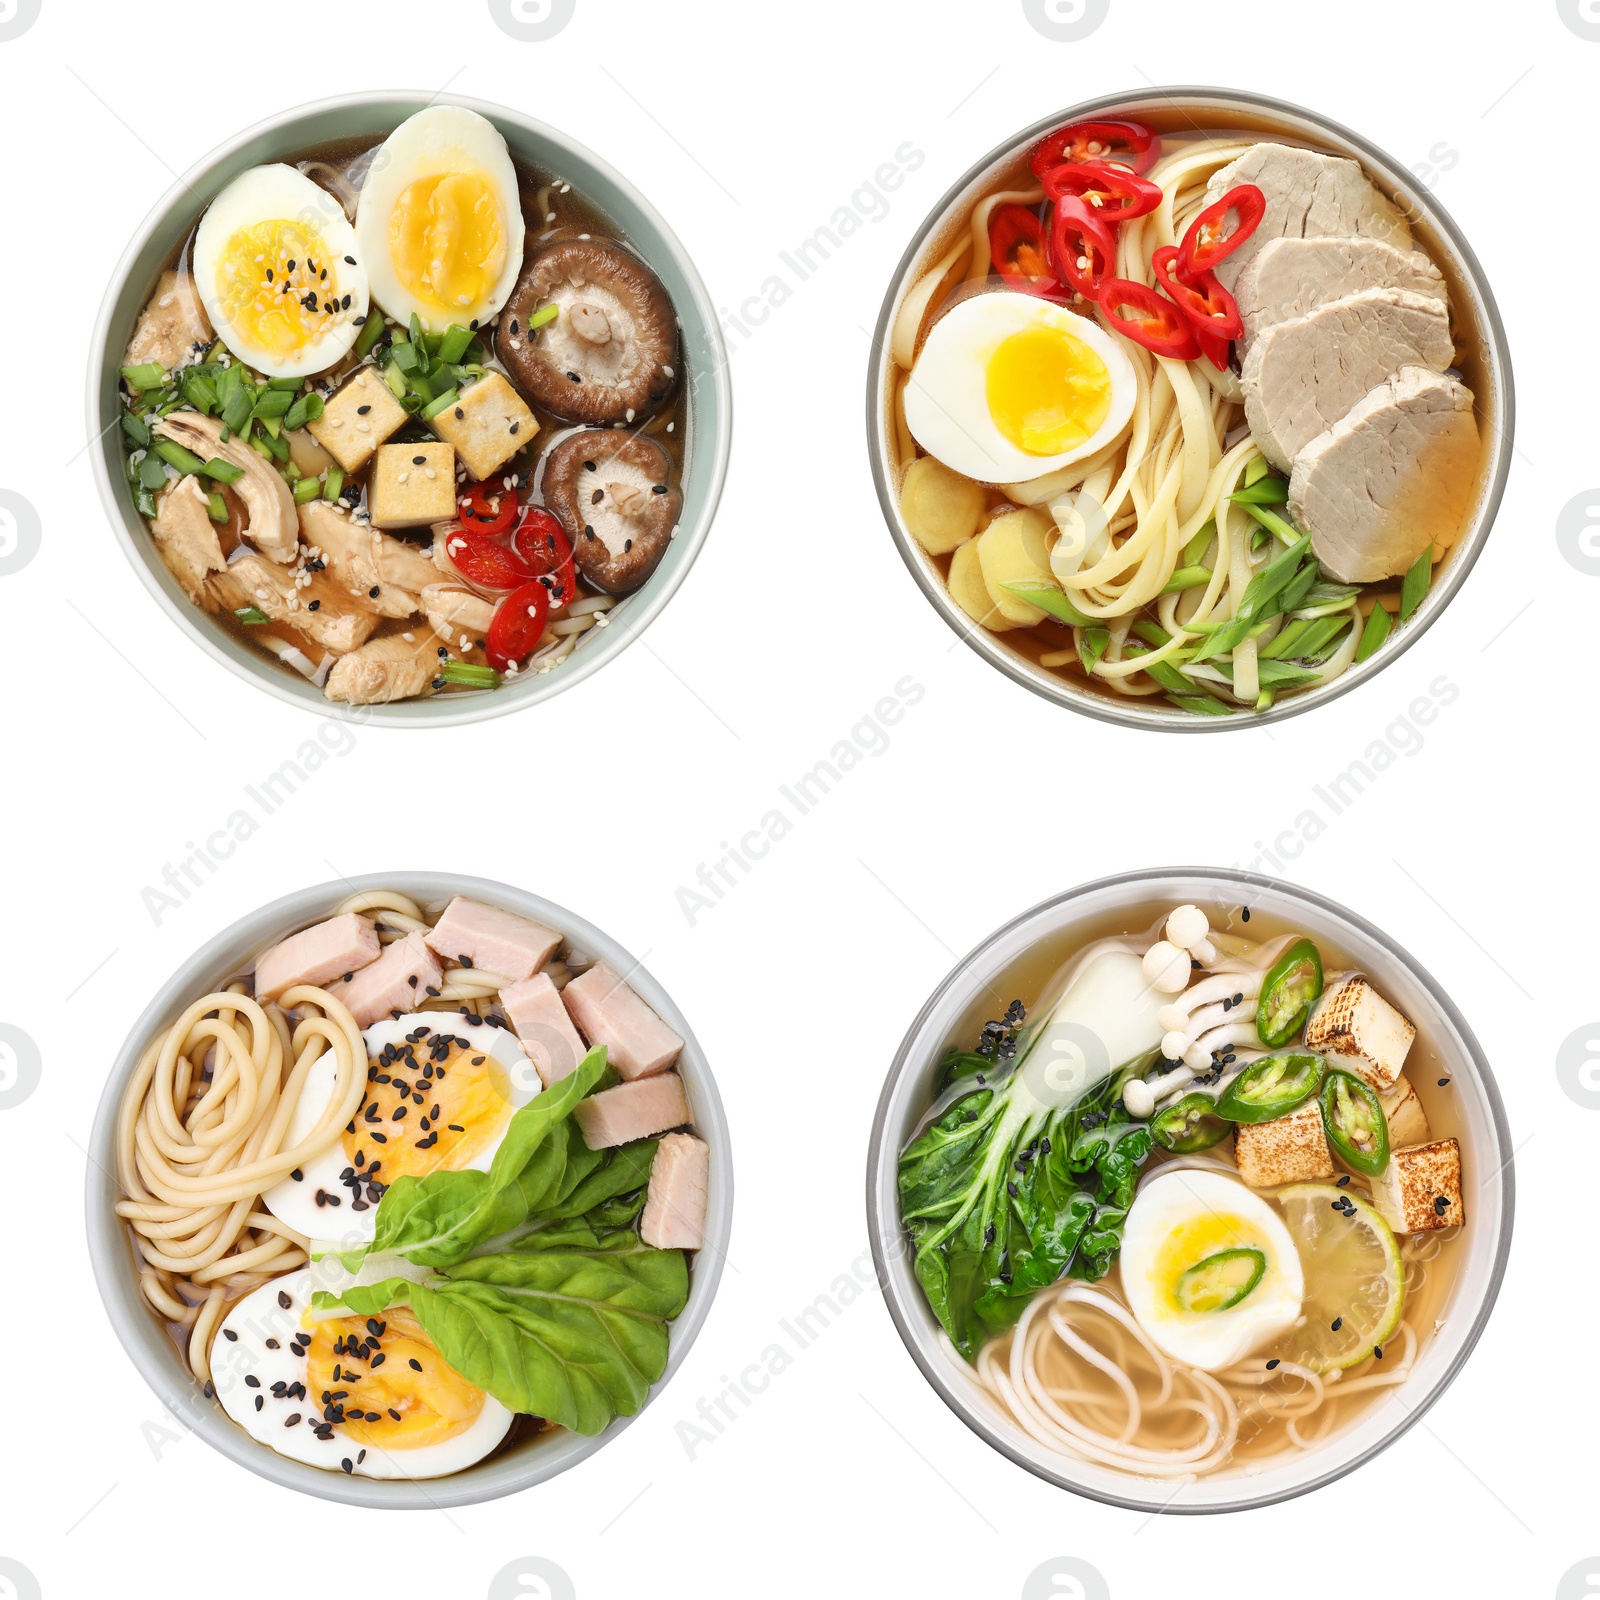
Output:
(388, 170), (506, 318)
(345, 1028), (514, 1182)
(304, 1306), (485, 1449)
(1154, 1213), (1267, 1311)
(986, 323), (1113, 457)
(213, 218), (344, 362)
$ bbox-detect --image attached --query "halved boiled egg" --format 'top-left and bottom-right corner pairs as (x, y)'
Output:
(191, 164), (369, 378)
(261, 1012), (541, 1246)
(1119, 1168), (1304, 1371)
(904, 290), (1135, 484)
(210, 1268), (513, 1478)
(355, 105), (525, 333)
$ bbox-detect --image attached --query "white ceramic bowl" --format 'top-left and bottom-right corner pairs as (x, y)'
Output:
(87, 872), (733, 1508)
(89, 92), (731, 727)
(866, 867), (1513, 1512)
(866, 87), (1514, 732)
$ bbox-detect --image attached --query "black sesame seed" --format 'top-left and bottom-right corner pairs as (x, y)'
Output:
(1265, 1358), (1280, 1370)
(1335, 1175), (1350, 1187)
(1331, 1316), (1343, 1331)
(409, 1358), (423, 1372)
(278, 1290), (292, 1310)
(652, 484), (668, 494)
(1373, 1345), (1384, 1360)
(307, 599), (321, 611)
(357, 404), (371, 415)
(245, 1375), (260, 1388)
(1437, 1077), (1450, 1087)
(412, 454), (426, 465)
(223, 1329), (239, 1342)
(285, 1413), (301, 1427)
(1241, 907), (1251, 921)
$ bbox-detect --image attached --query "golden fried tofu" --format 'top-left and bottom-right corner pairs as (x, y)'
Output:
(1234, 1101), (1334, 1188)
(1369, 1138), (1463, 1233)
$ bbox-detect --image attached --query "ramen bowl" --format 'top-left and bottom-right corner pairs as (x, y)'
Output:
(87, 872), (733, 1509)
(866, 86), (1512, 732)
(865, 866), (1512, 1513)
(89, 92), (731, 727)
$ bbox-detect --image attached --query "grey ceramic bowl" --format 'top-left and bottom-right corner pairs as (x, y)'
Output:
(89, 92), (731, 727)
(866, 87), (1514, 732)
(87, 872), (733, 1509)
(866, 867), (1513, 1513)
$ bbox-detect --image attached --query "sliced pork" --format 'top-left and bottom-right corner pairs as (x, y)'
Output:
(640, 1133), (709, 1250)
(341, 928), (443, 1027)
(255, 912), (380, 1001)
(1289, 366), (1480, 583)
(1234, 236), (1445, 346)
(422, 896), (561, 984)
(573, 1072), (691, 1149)
(562, 962), (684, 1080)
(1241, 287), (1454, 472)
(499, 971), (588, 1087)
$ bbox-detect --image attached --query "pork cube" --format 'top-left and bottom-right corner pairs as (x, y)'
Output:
(1234, 1101), (1334, 1188)
(369, 442), (457, 529)
(499, 971), (588, 1086)
(640, 1133), (709, 1250)
(341, 929), (443, 1027)
(254, 913), (380, 1001)
(422, 896), (561, 983)
(562, 962), (683, 1080)
(1378, 1077), (1431, 1149)
(1369, 1138), (1463, 1233)
(573, 1072), (690, 1150)
(1304, 975), (1415, 1092)
(308, 366), (409, 473)
(428, 371), (536, 482)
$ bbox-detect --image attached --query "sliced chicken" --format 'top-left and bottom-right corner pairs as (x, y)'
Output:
(208, 552), (378, 655)
(1288, 366), (1480, 584)
(298, 500), (434, 618)
(324, 630), (441, 705)
(1234, 236), (1446, 346)
(150, 476), (226, 602)
(1202, 144), (1412, 294)
(1240, 288), (1454, 472)
(420, 583), (495, 650)
(155, 411), (298, 565)
(125, 269), (213, 372)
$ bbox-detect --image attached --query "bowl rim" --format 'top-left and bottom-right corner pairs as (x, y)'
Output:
(88, 89), (733, 728)
(864, 84), (1516, 734)
(85, 871), (734, 1509)
(864, 864), (1515, 1514)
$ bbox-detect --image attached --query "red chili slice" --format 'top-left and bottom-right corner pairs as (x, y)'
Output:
(485, 580), (551, 671)
(443, 526), (535, 591)
(1151, 246), (1243, 341)
(511, 507), (579, 608)
(459, 478), (519, 539)
(1176, 183), (1266, 278)
(1029, 119), (1160, 178)
(1039, 160), (1162, 222)
(1047, 197), (1118, 301)
(1099, 278), (1201, 360)
(987, 203), (1061, 297)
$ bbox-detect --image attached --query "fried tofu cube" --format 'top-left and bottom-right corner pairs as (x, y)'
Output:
(1378, 1076), (1431, 1149)
(1369, 1137), (1463, 1233)
(1234, 1101), (1334, 1187)
(428, 371), (536, 482)
(369, 441), (457, 529)
(1304, 974), (1415, 1092)
(308, 366), (408, 473)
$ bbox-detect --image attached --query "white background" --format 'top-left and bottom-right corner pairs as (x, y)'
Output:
(0, 1), (1594, 1596)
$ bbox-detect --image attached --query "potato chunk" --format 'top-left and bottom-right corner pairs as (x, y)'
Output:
(899, 456), (985, 554)
(947, 537), (1016, 632)
(976, 507), (1054, 625)
(308, 367), (409, 473)
(369, 442), (457, 529)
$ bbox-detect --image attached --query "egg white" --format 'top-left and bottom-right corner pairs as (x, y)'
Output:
(354, 105), (525, 332)
(904, 290), (1136, 484)
(260, 1013), (541, 1248)
(1119, 1168), (1304, 1371)
(209, 1268), (514, 1479)
(192, 164), (369, 378)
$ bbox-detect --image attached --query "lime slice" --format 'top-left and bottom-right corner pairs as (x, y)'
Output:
(1276, 1182), (1405, 1372)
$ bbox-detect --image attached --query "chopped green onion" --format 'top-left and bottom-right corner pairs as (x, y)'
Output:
(180, 369), (219, 414)
(282, 392), (323, 432)
(1166, 692), (1235, 716)
(1235, 500), (1302, 546)
(383, 363), (408, 401)
(1354, 602), (1393, 663)
(1229, 475), (1289, 505)
(234, 605), (270, 625)
(355, 313), (386, 359)
(1399, 547), (1432, 623)
(323, 468), (344, 502)
(202, 457), (243, 485)
(1255, 689), (1274, 712)
(138, 452), (170, 489)
(121, 362), (168, 392)
(1181, 519), (1216, 567)
(1130, 619), (1170, 649)
(526, 302), (560, 331)
(1277, 559), (1320, 615)
(267, 375), (302, 391)
(255, 424), (289, 463)
(421, 387), (460, 420)
(1243, 455), (1272, 487)
(252, 387), (295, 420)
(390, 340), (422, 374)
(1000, 579), (1094, 626)
(205, 491), (228, 524)
(221, 387), (255, 435)
(1078, 626), (1110, 675)
(439, 660), (501, 689)
(1259, 617), (1313, 661)
(1298, 616), (1353, 664)
(152, 437), (208, 476)
(134, 484), (157, 518)
(121, 411), (152, 448)
(436, 324), (474, 363)
(1162, 565), (1211, 595)
(293, 476), (322, 504)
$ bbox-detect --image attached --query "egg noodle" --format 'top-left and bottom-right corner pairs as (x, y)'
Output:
(890, 136), (1368, 707)
(113, 889), (538, 1383)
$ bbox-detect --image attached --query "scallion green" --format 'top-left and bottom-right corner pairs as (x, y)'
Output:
(439, 660), (501, 689)
(152, 437), (208, 476)
(202, 457), (243, 485)
(293, 476), (322, 504)
(1399, 547), (1432, 623)
(234, 605), (270, 625)
(1354, 602), (1393, 663)
(323, 468), (344, 502)
(121, 362), (168, 392)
